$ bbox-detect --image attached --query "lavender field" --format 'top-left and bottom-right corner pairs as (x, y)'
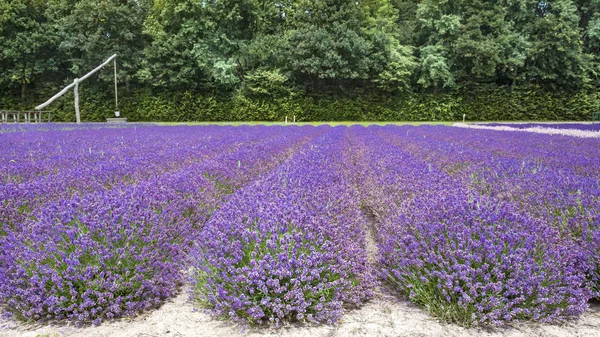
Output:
(1, 124), (599, 335)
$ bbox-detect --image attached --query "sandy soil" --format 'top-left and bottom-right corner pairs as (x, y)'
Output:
(2, 288), (600, 337)
(453, 123), (600, 138)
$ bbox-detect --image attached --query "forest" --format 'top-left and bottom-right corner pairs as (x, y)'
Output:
(1, 0), (599, 121)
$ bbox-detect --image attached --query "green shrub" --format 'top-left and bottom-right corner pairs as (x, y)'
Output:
(2, 85), (598, 122)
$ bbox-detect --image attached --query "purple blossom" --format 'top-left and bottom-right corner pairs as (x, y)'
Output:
(190, 127), (375, 325)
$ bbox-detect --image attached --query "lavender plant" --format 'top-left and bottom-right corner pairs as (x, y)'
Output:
(0, 125), (321, 325)
(355, 126), (594, 326)
(0, 182), (197, 324)
(379, 197), (590, 326)
(191, 128), (374, 326)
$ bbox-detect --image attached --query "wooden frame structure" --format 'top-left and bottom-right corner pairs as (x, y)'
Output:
(35, 54), (118, 124)
(1, 110), (51, 123)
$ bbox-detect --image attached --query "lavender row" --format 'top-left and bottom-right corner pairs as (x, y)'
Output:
(2, 125), (228, 183)
(0, 170), (216, 324)
(0, 123), (137, 134)
(395, 125), (598, 177)
(190, 126), (375, 326)
(353, 125), (593, 326)
(0, 125), (295, 186)
(0, 125), (322, 324)
(377, 126), (600, 296)
(0, 126), (316, 236)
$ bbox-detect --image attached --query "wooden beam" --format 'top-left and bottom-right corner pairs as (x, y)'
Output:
(35, 54), (117, 111)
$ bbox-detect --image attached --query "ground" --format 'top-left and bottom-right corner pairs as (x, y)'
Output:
(2, 289), (600, 337)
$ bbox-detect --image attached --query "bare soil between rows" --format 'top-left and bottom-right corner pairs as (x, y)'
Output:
(2, 289), (600, 337)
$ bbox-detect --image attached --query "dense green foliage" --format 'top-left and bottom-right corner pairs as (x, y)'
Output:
(1, 0), (599, 121)
(14, 86), (593, 122)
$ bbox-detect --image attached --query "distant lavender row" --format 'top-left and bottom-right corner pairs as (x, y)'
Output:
(1, 126), (318, 235)
(0, 123), (140, 134)
(480, 123), (600, 131)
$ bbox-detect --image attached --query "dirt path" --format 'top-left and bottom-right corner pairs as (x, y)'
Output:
(3, 286), (600, 337)
(361, 205), (380, 267)
(453, 123), (600, 138)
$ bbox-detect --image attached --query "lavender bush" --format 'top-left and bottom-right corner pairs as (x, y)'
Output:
(379, 197), (590, 326)
(0, 181), (200, 324)
(191, 128), (374, 326)
(354, 126), (594, 326)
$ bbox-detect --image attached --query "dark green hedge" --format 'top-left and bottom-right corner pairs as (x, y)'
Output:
(2, 86), (598, 122)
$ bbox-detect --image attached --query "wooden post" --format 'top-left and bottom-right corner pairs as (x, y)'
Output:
(74, 78), (81, 124)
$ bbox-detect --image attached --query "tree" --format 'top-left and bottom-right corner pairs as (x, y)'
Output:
(413, 0), (461, 89)
(362, 0), (417, 91)
(390, 0), (419, 43)
(141, 0), (285, 91)
(414, 0), (530, 88)
(412, 0), (591, 89)
(453, 0), (529, 85)
(57, 0), (150, 91)
(417, 44), (455, 88)
(521, 0), (592, 88)
(575, 0), (600, 84)
(281, 1), (372, 83)
(0, 0), (61, 101)
(278, 0), (414, 92)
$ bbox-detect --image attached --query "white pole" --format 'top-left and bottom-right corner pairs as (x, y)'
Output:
(79, 54), (117, 82)
(463, 114), (466, 122)
(285, 116), (288, 125)
(114, 58), (118, 110)
(36, 82), (77, 111)
(74, 78), (81, 124)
